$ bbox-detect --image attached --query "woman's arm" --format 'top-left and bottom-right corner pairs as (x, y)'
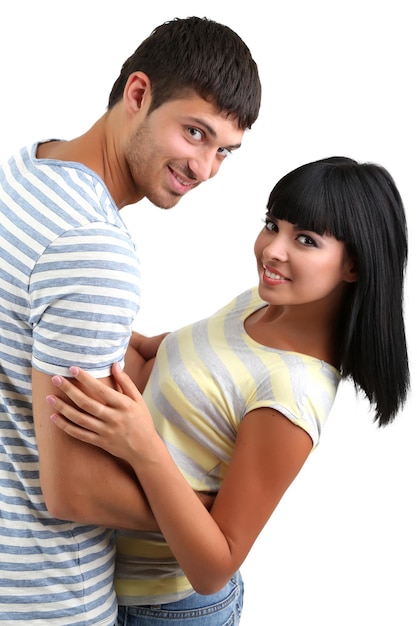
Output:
(47, 364), (312, 594)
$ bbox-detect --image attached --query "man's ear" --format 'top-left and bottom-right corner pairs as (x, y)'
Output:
(123, 71), (152, 115)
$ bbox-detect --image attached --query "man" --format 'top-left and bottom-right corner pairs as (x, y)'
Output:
(0, 16), (261, 625)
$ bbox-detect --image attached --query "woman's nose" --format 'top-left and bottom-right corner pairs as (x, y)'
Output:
(263, 234), (289, 262)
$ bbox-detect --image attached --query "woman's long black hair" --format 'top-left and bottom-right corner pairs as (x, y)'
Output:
(267, 156), (409, 426)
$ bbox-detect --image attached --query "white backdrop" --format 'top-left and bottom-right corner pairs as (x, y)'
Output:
(2, 1), (415, 624)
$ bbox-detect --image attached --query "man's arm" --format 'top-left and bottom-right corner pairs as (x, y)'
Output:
(32, 367), (159, 530)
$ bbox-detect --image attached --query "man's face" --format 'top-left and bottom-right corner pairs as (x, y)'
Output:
(125, 94), (244, 209)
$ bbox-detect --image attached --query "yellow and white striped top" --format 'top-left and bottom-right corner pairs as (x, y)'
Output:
(115, 287), (341, 605)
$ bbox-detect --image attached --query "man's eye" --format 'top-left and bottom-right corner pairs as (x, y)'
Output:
(187, 127), (203, 141)
(217, 147), (232, 158)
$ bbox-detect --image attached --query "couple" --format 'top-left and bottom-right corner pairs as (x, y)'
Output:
(0, 14), (408, 626)
(49, 157), (408, 624)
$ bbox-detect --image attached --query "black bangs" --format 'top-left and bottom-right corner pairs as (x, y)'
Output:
(266, 157), (358, 240)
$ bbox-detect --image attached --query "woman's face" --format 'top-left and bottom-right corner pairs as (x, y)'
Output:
(254, 214), (357, 308)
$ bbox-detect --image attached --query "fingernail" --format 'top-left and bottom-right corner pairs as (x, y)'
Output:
(46, 395), (56, 406)
(69, 366), (79, 376)
(52, 376), (62, 386)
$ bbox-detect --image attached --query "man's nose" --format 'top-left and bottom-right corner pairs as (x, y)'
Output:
(188, 150), (220, 182)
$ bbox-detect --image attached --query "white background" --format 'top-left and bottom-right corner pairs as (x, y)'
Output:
(1, 1), (415, 624)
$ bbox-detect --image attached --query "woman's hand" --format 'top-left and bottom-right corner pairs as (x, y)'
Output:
(125, 331), (169, 392)
(129, 331), (169, 360)
(46, 364), (156, 464)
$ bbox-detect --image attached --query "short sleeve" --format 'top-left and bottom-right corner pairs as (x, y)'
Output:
(245, 354), (340, 448)
(29, 223), (141, 377)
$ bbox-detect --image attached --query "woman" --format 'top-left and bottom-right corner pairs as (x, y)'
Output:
(47, 156), (409, 625)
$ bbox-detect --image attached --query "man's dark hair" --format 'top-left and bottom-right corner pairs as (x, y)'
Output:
(108, 16), (261, 130)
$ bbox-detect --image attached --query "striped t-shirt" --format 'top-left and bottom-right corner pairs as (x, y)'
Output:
(0, 143), (141, 625)
(115, 287), (340, 605)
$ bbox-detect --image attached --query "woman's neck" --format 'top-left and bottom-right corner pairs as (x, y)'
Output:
(244, 301), (342, 367)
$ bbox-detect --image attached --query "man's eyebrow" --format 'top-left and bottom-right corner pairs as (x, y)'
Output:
(189, 117), (242, 150)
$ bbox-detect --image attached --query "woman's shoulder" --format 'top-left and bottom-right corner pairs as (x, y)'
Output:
(212, 287), (264, 318)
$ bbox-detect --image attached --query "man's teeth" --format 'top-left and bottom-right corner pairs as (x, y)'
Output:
(174, 172), (192, 186)
(265, 268), (286, 280)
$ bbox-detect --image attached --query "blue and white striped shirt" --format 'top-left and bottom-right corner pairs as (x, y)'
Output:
(0, 143), (141, 624)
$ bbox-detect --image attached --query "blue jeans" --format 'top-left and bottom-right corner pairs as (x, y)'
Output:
(117, 572), (244, 625)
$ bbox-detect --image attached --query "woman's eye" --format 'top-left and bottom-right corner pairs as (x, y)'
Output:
(264, 218), (277, 232)
(297, 234), (317, 247)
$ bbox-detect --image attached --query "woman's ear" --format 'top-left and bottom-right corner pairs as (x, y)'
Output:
(343, 256), (359, 283)
(123, 71), (152, 115)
